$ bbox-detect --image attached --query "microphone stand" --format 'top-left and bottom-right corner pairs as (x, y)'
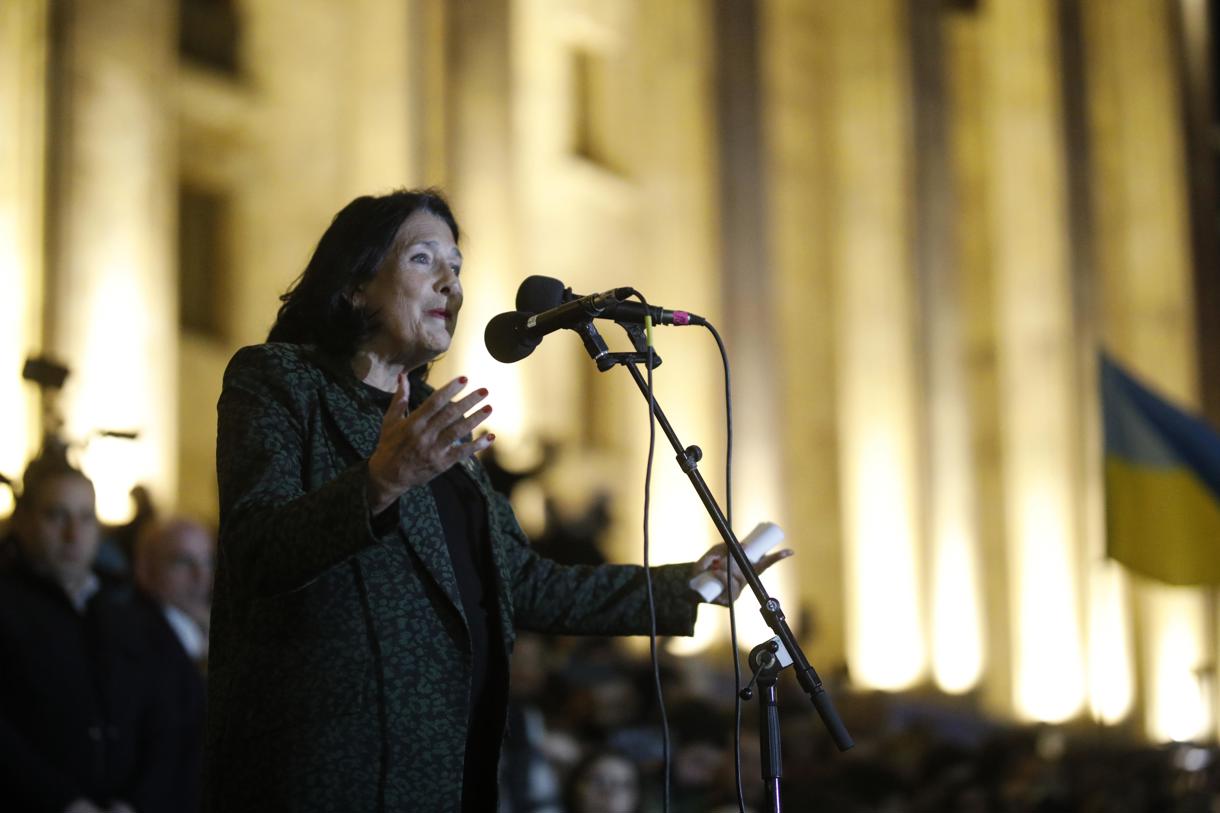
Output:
(740, 638), (790, 813)
(580, 320), (853, 811)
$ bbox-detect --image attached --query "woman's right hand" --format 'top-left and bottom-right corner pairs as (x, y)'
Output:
(366, 373), (495, 514)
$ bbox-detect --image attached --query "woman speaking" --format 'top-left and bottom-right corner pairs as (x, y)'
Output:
(204, 189), (790, 812)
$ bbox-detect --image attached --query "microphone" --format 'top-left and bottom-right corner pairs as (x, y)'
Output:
(484, 312), (542, 363)
(484, 287), (628, 364)
(484, 277), (704, 364)
(515, 275), (704, 328)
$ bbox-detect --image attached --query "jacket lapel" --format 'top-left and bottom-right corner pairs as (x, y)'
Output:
(314, 369), (466, 625)
(396, 484), (467, 626)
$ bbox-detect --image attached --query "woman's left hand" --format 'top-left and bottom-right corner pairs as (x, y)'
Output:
(690, 544), (794, 606)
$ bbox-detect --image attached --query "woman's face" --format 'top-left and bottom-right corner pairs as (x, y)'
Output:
(356, 209), (463, 368)
(573, 755), (640, 813)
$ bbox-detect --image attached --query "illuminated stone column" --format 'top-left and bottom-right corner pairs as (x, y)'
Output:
(604, 0), (721, 581)
(507, 1), (723, 656)
(711, 0), (796, 653)
(981, 0), (1086, 722)
(338, 0), (414, 198)
(0, 0), (48, 513)
(1082, 0), (1205, 740)
(440, 0), (530, 450)
(760, 0), (846, 667)
(496, 0), (613, 455)
(829, 0), (927, 690)
(235, 0), (376, 347)
(944, 7), (1013, 714)
(46, 0), (177, 522)
(912, 4), (985, 697)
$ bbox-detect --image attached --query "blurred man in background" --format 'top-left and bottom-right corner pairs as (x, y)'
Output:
(132, 516), (213, 811)
(0, 449), (191, 813)
(133, 517), (214, 667)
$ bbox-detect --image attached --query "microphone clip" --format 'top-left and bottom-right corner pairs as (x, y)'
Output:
(611, 319), (663, 370)
(576, 322), (662, 372)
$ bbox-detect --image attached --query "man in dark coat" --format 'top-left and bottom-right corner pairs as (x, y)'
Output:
(132, 518), (213, 813)
(0, 452), (193, 813)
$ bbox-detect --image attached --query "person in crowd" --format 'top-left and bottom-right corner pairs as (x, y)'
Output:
(105, 484), (158, 576)
(562, 748), (644, 813)
(499, 633), (569, 813)
(131, 516), (213, 812)
(0, 448), (193, 813)
(133, 516), (215, 665)
(668, 700), (734, 813)
(204, 188), (793, 812)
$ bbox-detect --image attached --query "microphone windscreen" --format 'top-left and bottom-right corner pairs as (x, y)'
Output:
(516, 275), (566, 313)
(484, 311), (540, 363)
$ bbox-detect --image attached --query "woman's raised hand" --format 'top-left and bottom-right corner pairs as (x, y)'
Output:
(366, 374), (495, 514)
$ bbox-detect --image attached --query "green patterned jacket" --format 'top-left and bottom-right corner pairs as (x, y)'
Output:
(203, 343), (700, 812)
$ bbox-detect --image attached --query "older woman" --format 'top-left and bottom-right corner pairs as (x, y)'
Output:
(204, 189), (790, 812)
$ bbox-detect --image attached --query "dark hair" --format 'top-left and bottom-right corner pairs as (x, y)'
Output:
(16, 439), (91, 513)
(267, 188), (460, 363)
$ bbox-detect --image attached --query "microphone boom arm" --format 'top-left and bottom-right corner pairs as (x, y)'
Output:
(573, 320), (853, 755)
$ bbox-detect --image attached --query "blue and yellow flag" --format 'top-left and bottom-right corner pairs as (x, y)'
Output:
(1102, 354), (1220, 585)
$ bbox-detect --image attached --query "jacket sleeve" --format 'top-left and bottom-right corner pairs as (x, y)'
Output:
(484, 480), (700, 637)
(216, 345), (396, 597)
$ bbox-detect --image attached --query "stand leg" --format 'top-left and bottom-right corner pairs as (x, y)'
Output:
(759, 682), (782, 813)
(745, 641), (785, 813)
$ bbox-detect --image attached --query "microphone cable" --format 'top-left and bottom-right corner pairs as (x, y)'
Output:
(628, 288), (672, 813)
(632, 307), (743, 813)
(703, 321), (747, 813)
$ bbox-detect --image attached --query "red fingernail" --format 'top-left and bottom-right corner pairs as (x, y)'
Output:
(482, 405), (493, 413)
(478, 388), (488, 396)
(487, 434), (496, 441)
(458, 376), (468, 384)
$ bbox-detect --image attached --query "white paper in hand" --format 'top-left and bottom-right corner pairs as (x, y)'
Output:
(689, 522), (785, 602)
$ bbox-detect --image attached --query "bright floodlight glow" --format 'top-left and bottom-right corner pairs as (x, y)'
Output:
(1087, 562), (1134, 724)
(451, 297), (528, 449)
(1146, 586), (1210, 742)
(72, 270), (153, 524)
(0, 217), (29, 511)
(668, 609), (724, 656)
(79, 434), (139, 525)
(652, 474), (721, 656)
(1013, 482), (1085, 722)
(730, 485), (795, 656)
(846, 426), (925, 690)
(931, 524), (984, 694)
(0, 3), (41, 516)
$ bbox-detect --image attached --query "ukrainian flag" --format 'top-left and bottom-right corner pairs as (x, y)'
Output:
(1102, 354), (1220, 585)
